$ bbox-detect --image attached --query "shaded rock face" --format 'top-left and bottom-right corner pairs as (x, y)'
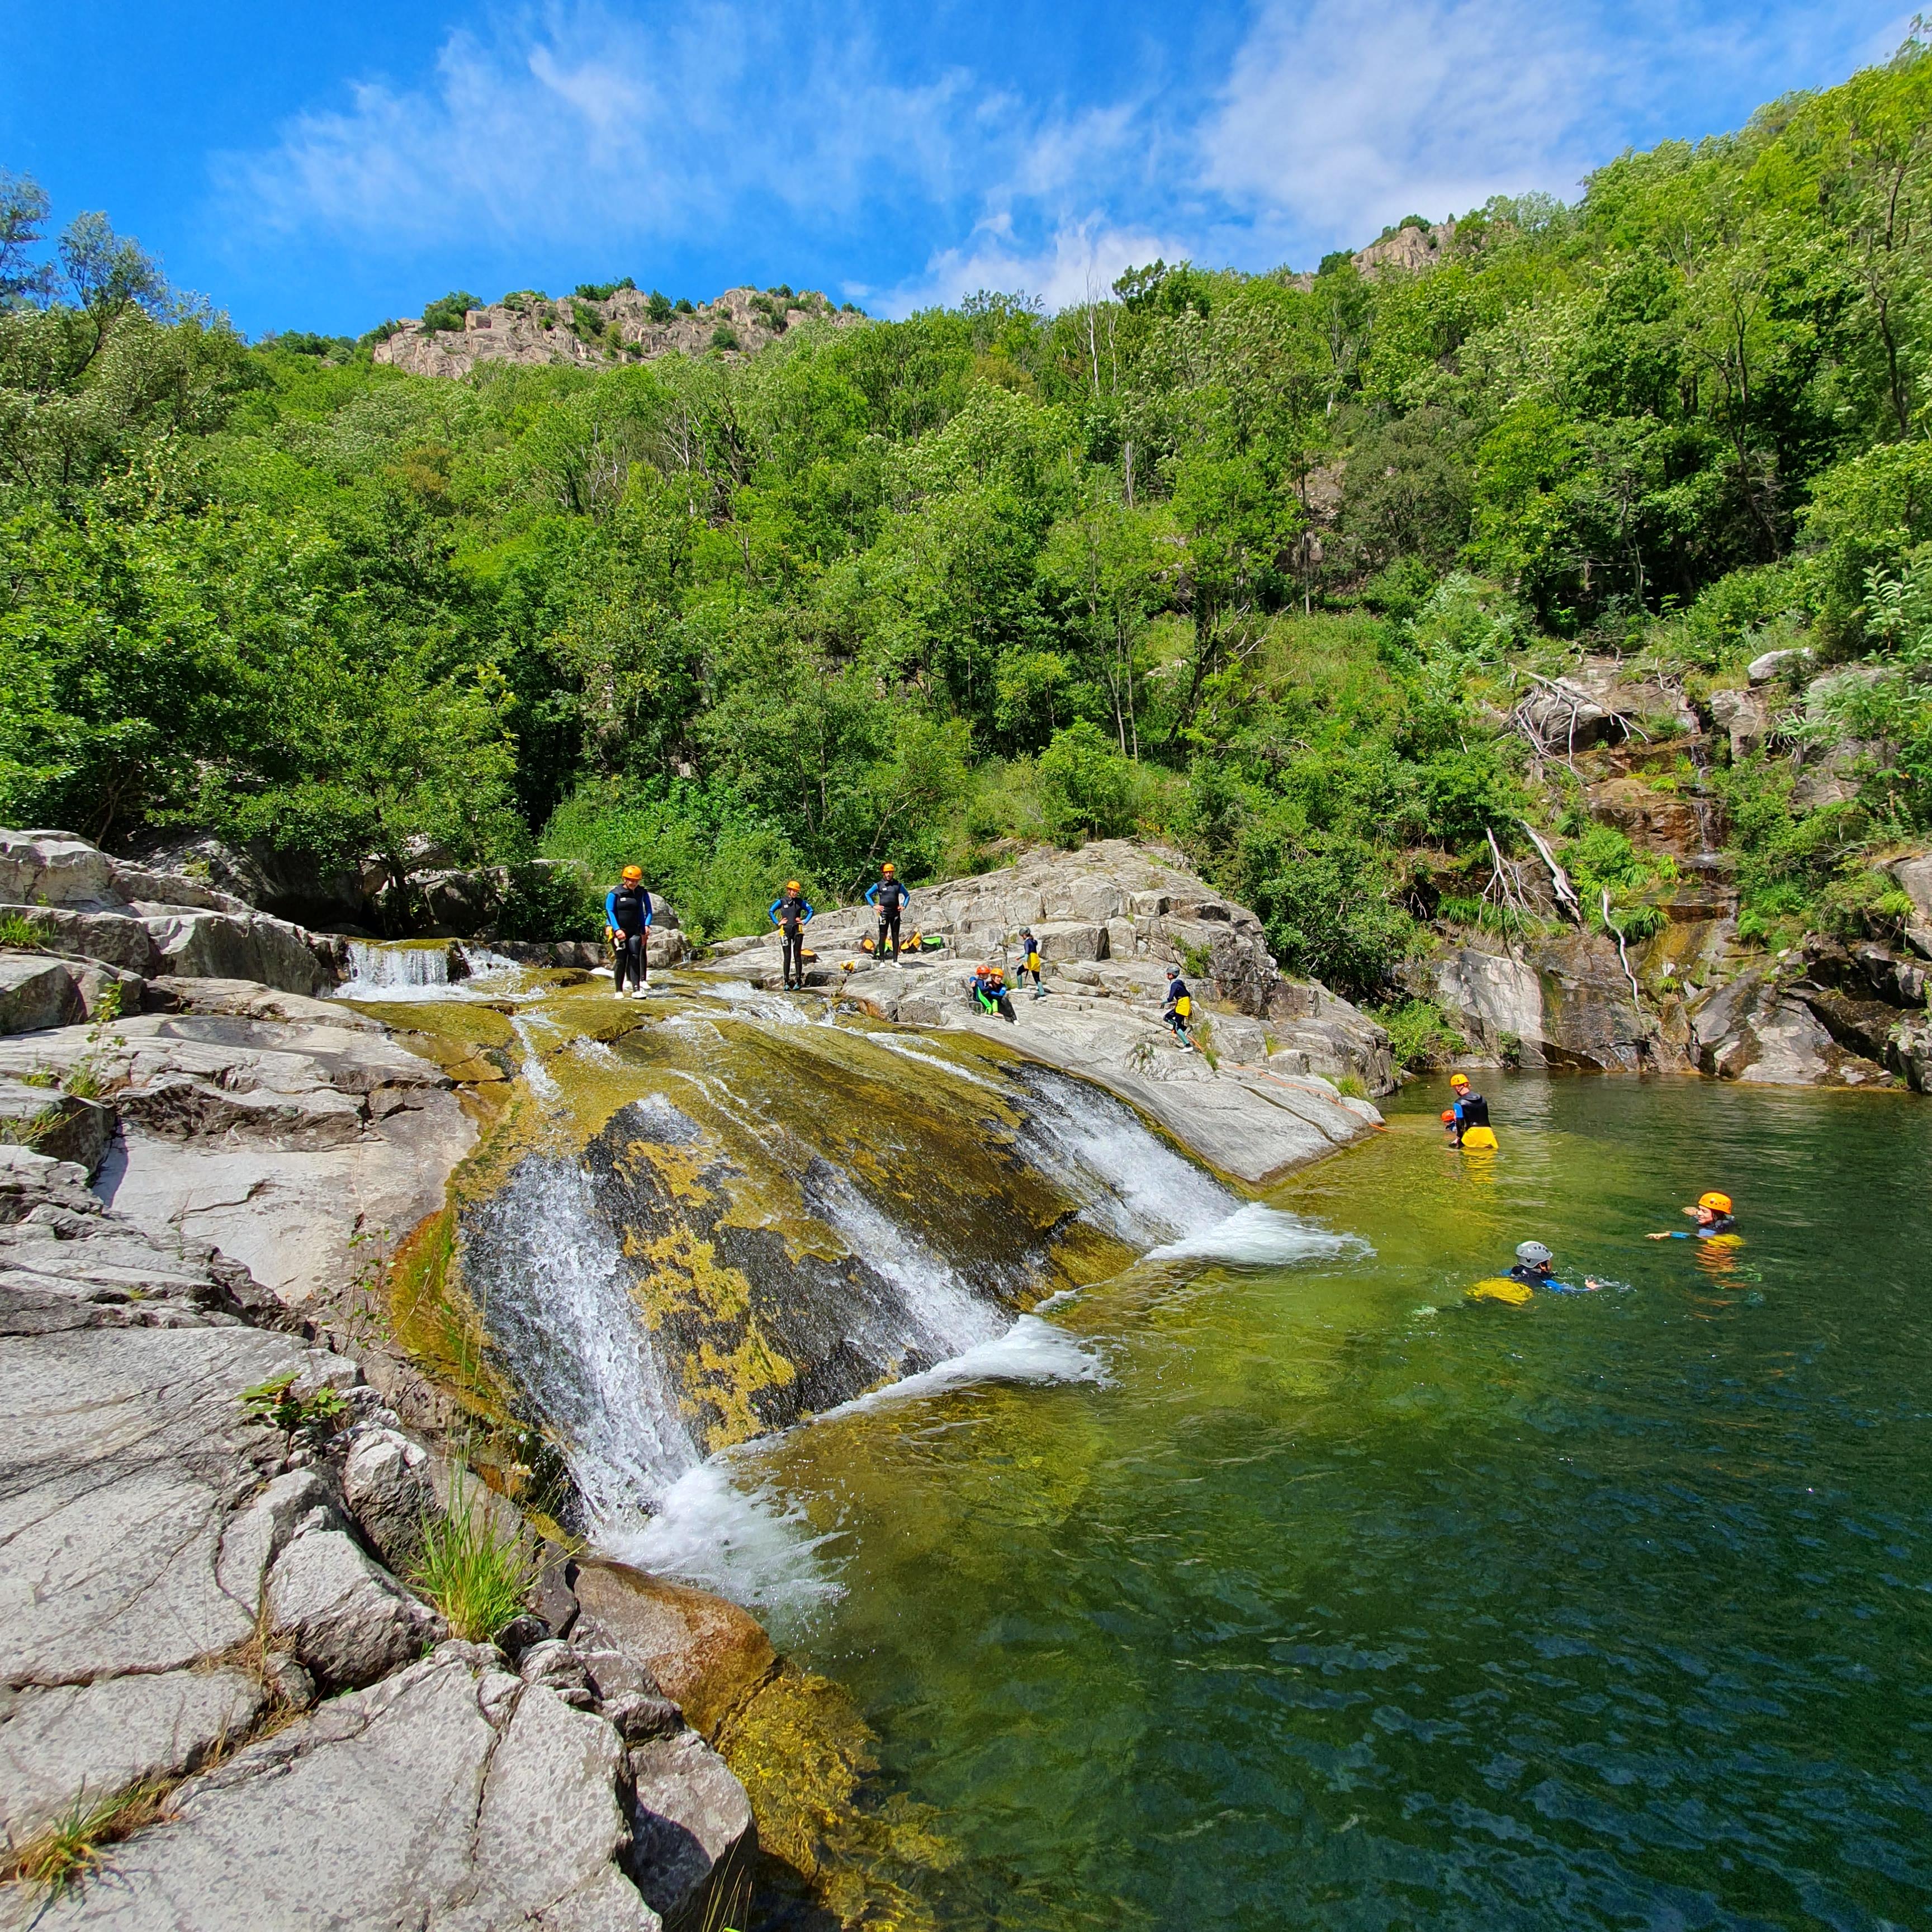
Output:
(375, 284), (862, 380)
(0, 831), (336, 1015)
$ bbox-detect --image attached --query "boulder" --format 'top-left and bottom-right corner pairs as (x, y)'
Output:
(572, 1564), (776, 1741)
(266, 1524), (445, 1690)
(0, 954), (84, 1034)
(1709, 685), (1775, 760)
(1687, 964), (1891, 1085)
(1748, 645), (1813, 686)
(22, 1648), (659, 1932)
(0, 1083), (112, 1175)
(625, 1726), (756, 1924)
(0, 906), (159, 974)
(341, 1425), (438, 1575)
(136, 906), (329, 997)
(0, 1667), (264, 1845)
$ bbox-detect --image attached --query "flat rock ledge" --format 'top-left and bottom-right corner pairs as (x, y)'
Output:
(705, 841), (1389, 1183)
(0, 1146), (751, 1930)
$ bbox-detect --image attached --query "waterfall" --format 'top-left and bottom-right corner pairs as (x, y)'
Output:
(340, 940), (451, 991)
(454, 993), (1366, 1612)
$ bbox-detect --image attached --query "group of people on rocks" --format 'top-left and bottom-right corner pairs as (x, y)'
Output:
(1444, 1072), (1742, 1301)
(610, 860), (1204, 1045)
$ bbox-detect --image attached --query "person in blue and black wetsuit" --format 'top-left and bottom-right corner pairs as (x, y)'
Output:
(768, 880), (814, 991)
(604, 865), (654, 999)
(865, 862), (910, 963)
(1647, 1191), (1737, 1240)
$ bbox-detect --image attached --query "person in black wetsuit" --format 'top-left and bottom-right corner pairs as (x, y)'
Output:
(604, 866), (654, 998)
(865, 862), (910, 963)
(1162, 967), (1196, 1049)
(1015, 927), (1045, 998)
(768, 881), (814, 990)
(1445, 1073), (1490, 1145)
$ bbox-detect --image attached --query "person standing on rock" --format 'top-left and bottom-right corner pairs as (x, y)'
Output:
(865, 863), (910, 964)
(605, 865), (654, 1000)
(1163, 967), (1197, 1050)
(768, 880), (815, 991)
(1016, 927), (1046, 998)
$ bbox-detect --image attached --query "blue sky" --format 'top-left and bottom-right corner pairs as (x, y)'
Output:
(0, 1), (1913, 339)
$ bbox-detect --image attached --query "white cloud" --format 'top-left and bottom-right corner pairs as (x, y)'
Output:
(217, 1), (983, 249)
(1200, 0), (1608, 243)
(885, 214), (1190, 316)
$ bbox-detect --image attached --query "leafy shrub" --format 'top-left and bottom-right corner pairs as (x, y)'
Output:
(495, 860), (601, 941)
(710, 324), (741, 352)
(674, 296), (694, 314)
(647, 290), (673, 321)
(241, 1372), (347, 1448)
(1036, 721), (1135, 842)
(573, 278), (635, 301)
(419, 290), (481, 334)
(1256, 837), (1415, 1000)
(1372, 997), (1466, 1072)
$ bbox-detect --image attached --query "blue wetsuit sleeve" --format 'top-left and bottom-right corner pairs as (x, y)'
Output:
(768, 898), (783, 926)
(865, 882), (879, 907)
(802, 901), (815, 922)
(1667, 1230), (1692, 1240)
(604, 889), (618, 927)
(1543, 1277), (1581, 1294)
(643, 893), (652, 928)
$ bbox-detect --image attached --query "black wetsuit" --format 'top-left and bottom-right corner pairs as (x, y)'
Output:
(1163, 976), (1192, 1042)
(770, 893), (813, 988)
(867, 876), (910, 962)
(607, 882), (653, 993)
(1452, 1091), (1489, 1143)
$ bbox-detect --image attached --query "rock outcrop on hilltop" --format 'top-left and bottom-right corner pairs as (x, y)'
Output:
(705, 840), (1393, 1184)
(374, 285), (861, 380)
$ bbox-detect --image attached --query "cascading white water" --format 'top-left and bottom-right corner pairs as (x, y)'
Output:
(335, 940), (525, 999)
(463, 1153), (702, 1522)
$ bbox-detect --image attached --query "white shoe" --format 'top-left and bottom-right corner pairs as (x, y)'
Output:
(612, 990), (626, 1001)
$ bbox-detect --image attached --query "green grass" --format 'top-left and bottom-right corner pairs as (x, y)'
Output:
(4, 1781), (172, 1895)
(0, 911), (46, 950)
(414, 1478), (537, 1643)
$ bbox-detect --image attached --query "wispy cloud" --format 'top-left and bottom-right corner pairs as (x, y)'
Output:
(211, 0), (1912, 320)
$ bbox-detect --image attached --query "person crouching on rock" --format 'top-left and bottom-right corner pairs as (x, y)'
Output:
(1163, 967), (1197, 1050)
(865, 862), (910, 963)
(605, 866), (653, 1000)
(768, 880), (814, 991)
(1447, 1073), (1494, 1149)
(1016, 927), (1046, 998)
(970, 963), (1015, 1021)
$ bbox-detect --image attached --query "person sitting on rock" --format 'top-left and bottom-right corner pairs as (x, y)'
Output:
(604, 866), (654, 1000)
(1446, 1073), (1494, 1148)
(969, 962), (1015, 1021)
(1015, 928), (1046, 998)
(865, 863), (911, 963)
(768, 880), (814, 991)
(1162, 967), (1196, 1050)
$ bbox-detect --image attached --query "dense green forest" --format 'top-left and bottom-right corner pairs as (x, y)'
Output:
(5, 41), (1932, 1002)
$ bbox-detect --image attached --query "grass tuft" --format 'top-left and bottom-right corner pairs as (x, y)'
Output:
(0, 911), (46, 950)
(414, 1475), (537, 1643)
(4, 1781), (172, 1896)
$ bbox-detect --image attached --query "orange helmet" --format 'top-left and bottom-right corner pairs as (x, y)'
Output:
(882, 861), (895, 875)
(785, 880), (801, 894)
(1697, 1191), (1733, 1215)
(621, 865), (643, 883)
(1441, 1110), (1456, 1124)
(1450, 1073), (1470, 1090)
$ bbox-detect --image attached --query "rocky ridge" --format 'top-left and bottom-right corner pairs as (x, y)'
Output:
(374, 285), (861, 381)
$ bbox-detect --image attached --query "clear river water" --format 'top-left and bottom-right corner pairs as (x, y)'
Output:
(676, 1073), (1931, 1931)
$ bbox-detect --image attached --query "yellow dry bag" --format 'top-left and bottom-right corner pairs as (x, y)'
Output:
(1460, 1125), (1498, 1151)
(1175, 995), (1191, 1018)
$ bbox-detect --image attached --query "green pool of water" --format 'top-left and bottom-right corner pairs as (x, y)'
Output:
(743, 1074), (1932, 1930)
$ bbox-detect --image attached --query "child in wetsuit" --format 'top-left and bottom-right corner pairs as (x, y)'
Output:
(1015, 929), (1045, 998)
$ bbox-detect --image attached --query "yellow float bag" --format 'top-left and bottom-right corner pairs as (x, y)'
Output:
(1175, 995), (1191, 1018)
(1468, 1276), (1533, 1304)
(1460, 1125), (1498, 1151)
(1026, 951), (1040, 972)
